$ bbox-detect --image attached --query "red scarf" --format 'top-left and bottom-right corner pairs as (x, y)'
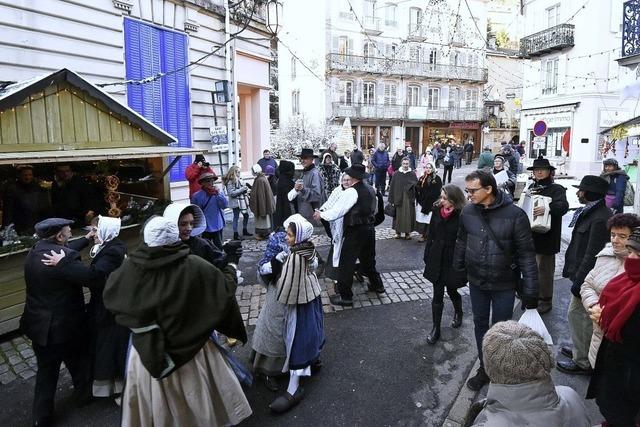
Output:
(599, 256), (640, 343)
(202, 185), (219, 196)
(440, 206), (455, 220)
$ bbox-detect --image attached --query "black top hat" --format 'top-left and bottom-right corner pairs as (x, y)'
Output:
(343, 164), (367, 180)
(298, 148), (317, 158)
(527, 155), (556, 170)
(35, 218), (74, 238)
(572, 175), (608, 195)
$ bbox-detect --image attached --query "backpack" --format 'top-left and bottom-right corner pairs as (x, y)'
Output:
(624, 178), (635, 206)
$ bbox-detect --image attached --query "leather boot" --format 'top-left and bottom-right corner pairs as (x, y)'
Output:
(451, 293), (463, 328)
(233, 232), (240, 240)
(427, 302), (443, 344)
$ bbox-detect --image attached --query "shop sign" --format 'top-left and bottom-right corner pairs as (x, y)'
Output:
(527, 113), (572, 128)
(449, 122), (480, 129)
(533, 136), (546, 149)
(210, 126), (228, 145)
(599, 110), (631, 129)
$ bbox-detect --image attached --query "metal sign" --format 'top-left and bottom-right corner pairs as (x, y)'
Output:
(210, 126), (228, 145)
(533, 120), (548, 137)
(533, 136), (546, 149)
(505, 93), (516, 99)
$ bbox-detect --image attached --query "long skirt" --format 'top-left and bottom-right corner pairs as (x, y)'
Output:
(250, 285), (286, 376)
(284, 298), (325, 371)
(122, 340), (252, 427)
(92, 322), (129, 397)
(255, 215), (272, 237)
(392, 192), (416, 234)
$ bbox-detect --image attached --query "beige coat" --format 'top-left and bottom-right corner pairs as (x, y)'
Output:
(579, 244), (625, 367)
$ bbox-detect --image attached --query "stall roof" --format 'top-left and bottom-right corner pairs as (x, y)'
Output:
(600, 115), (640, 135)
(0, 69), (176, 145)
(0, 146), (205, 165)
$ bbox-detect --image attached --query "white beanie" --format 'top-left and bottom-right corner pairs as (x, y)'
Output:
(143, 216), (180, 247)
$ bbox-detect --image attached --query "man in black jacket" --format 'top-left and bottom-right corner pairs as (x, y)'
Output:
(463, 140), (474, 165)
(454, 170), (539, 391)
(525, 157), (569, 314)
(559, 175), (611, 375)
(21, 218), (94, 426)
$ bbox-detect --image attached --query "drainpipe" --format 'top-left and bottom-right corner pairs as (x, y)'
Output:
(224, 0), (234, 169)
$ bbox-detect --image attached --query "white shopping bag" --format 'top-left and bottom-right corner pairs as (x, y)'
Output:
(519, 309), (553, 345)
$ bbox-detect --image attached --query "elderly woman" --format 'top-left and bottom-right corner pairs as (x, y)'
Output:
(42, 216), (127, 399)
(492, 155), (516, 196)
(414, 162), (442, 242)
(103, 216), (250, 426)
(389, 157), (418, 240)
(601, 158), (630, 214)
(250, 164), (276, 240)
(578, 213), (640, 368)
(423, 185), (467, 345)
(587, 226), (640, 427)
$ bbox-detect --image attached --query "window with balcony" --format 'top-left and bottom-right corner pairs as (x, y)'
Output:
(622, 0), (640, 61)
(339, 81), (353, 105)
(409, 7), (422, 33)
(363, 82), (376, 105)
(385, 43), (398, 58)
(464, 89), (478, 108)
(410, 44), (423, 63)
(364, 42), (377, 63)
(429, 49), (438, 65)
(385, 3), (397, 26)
(338, 36), (351, 57)
(428, 88), (440, 110)
(547, 4), (560, 28)
(292, 90), (300, 115)
(542, 58), (559, 94)
(384, 82), (397, 105)
(449, 87), (459, 110)
(291, 57), (296, 80)
(407, 85), (420, 106)
(365, 0), (376, 17)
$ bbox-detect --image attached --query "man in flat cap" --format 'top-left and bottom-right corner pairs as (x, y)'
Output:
(21, 218), (95, 426)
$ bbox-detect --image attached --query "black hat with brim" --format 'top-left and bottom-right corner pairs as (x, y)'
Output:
(344, 164), (367, 180)
(527, 156), (556, 170)
(35, 218), (74, 238)
(298, 148), (318, 158)
(572, 175), (609, 195)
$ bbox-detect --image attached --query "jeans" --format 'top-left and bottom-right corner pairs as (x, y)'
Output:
(374, 169), (387, 194)
(469, 286), (516, 367)
(443, 165), (453, 183)
(232, 207), (249, 233)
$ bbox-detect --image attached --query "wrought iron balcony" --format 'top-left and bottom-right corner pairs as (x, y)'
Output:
(363, 16), (382, 35)
(622, 0), (640, 58)
(519, 23), (574, 58)
(332, 102), (486, 122)
(326, 53), (488, 83)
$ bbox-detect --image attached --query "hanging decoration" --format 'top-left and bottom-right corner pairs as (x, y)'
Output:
(611, 125), (629, 141)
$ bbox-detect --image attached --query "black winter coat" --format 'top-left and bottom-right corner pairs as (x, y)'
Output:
(20, 238), (92, 346)
(187, 235), (227, 268)
(586, 308), (640, 425)
(274, 174), (296, 228)
(528, 178), (570, 255)
(423, 207), (467, 288)
(453, 191), (539, 302)
(415, 175), (442, 214)
(563, 200), (612, 296)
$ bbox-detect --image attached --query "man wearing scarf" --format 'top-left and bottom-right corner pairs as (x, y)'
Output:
(388, 157), (418, 240)
(249, 164), (276, 240)
(191, 171), (228, 249)
(586, 226), (640, 427)
(288, 148), (323, 224)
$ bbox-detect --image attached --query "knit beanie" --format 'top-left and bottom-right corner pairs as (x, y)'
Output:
(626, 226), (640, 253)
(482, 321), (553, 385)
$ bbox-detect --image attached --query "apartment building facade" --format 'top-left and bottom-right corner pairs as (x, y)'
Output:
(279, 0), (489, 155)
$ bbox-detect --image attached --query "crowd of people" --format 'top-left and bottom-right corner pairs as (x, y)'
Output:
(15, 142), (640, 427)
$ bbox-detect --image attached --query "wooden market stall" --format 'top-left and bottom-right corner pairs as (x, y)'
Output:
(0, 69), (204, 335)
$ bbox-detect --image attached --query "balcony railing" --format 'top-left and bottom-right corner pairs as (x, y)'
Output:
(519, 23), (574, 58)
(327, 53), (488, 83)
(622, 0), (640, 58)
(363, 16), (382, 34)
(332, 102), (486, 121)
(408, 23), (426, 41)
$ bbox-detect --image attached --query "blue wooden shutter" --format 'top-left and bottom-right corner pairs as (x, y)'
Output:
(124, 18), (192, 183)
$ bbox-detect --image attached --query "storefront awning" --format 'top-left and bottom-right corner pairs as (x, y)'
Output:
(0, 146), (206, 165)
(600, 115), (640, 135)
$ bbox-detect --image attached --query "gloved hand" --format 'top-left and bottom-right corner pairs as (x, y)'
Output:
(570, 280), (581, 298)
(222, 241), (243, 265)
(521, 295), (539, 310)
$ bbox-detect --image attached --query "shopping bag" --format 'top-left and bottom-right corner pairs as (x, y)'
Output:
(519, 309), (553, 345)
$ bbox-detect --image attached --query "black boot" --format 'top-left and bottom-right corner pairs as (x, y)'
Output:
(243, 229), (253, 237)
(233, 232), (241, 240)
(451, 293), (463, 329)
(427, 302), (443, 345)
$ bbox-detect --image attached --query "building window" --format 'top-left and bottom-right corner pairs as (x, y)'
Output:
(542, 58), (559, 94)
(409, 44), (423, 62)
(427, 88), (440, 110)
(385, 43), (398, 58)
(449, 87), (459, 110)
(409, 7), (422, 30)
(364, 41), (377, 63)
(385, 3), (397, 26)
(464, 88), (478, 108)
(428, 49), (438, 65)
(292, 90), (300, 115)
(407, 85), (420, 106)
(338, 36), (350, 57)
(339, 81), (353, 105)
(291, 57), (296, 80)
(363, 82), (376, 105)
(365, 0), (376, 18)
(384, 82), (397, 105)
(547, 4), (560, 28)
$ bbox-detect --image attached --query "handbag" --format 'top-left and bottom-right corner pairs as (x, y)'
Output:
(384, 203), (396, 217)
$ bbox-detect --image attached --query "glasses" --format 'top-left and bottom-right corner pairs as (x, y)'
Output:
(464, 187), (485, 195)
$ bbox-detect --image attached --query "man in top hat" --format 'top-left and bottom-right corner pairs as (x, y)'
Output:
(289, 147), (324, 224)
(314, 164), (385, 306)
(559, 175), (612, 375)
(191, 171), (228, 250)
(185, 154), (214, 198)
(21, 218), (95, 426)
(526, 156), (569, 314)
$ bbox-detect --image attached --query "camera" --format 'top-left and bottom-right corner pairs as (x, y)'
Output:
(202, 161), (210, 167)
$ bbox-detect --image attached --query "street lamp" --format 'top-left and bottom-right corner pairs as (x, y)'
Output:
(266, 0), (282, 36)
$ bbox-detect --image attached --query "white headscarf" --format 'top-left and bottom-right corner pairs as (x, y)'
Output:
(252, 164), (262, 175)
(283, 213), (314, 244)
(143, 216), (180, 247)
(163, 203), (206, 237)
(90, 215), (121, 258)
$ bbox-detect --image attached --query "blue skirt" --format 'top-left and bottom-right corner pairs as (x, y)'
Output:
(289, 298), (325, 370)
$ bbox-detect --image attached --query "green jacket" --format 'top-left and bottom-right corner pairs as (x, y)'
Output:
(477, 152), (495, 170)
